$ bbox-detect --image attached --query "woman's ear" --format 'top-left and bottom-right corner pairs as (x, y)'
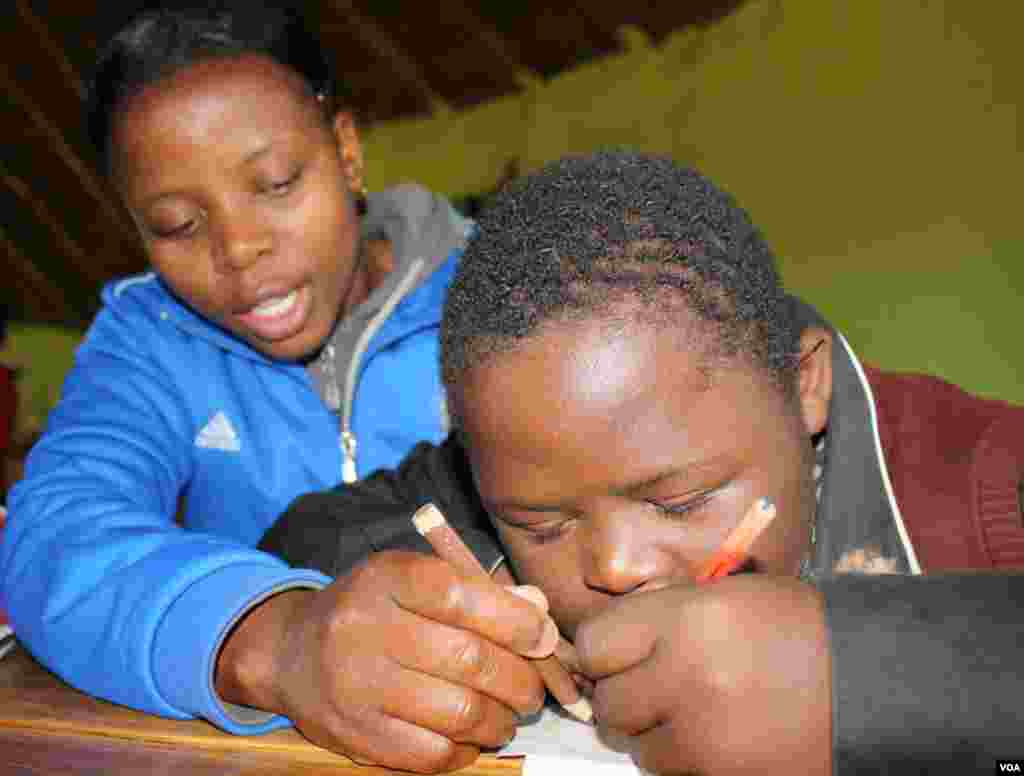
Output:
(798, 328), (832, 436)
(332, 111), (364, 196)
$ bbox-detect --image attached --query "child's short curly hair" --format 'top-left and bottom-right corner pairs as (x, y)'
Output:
(441, 149), (801, 401)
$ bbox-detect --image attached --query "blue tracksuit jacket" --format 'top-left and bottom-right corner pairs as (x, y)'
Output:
(0, 250), (457, 733)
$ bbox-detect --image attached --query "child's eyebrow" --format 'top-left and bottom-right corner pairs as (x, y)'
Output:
(616, 467), (685, 495)
(483, 466), (697, 514)
(482, 498), (564, 514)
(618, 453), (734, 496)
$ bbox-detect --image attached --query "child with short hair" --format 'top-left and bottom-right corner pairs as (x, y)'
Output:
(263, 150), (1024, 774)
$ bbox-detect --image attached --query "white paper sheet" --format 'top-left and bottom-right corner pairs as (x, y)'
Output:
(496, 706), (641, 775)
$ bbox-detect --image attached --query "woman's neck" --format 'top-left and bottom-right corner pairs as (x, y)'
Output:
(344, 236), (395, 312)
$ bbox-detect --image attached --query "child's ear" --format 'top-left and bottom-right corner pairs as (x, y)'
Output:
(797, 328), (832, 436)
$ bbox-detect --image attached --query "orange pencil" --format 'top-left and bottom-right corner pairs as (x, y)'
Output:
(412, 503), (594, 724)
(696, 496), (778, 583)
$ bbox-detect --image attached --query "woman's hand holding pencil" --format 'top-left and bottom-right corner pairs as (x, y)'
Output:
(413, 503), (594, 723)
(218, 536), (556, 772)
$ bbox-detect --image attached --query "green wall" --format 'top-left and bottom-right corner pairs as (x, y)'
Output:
(6, 0), (1022, 438)
(2, 323), (81, 437)
(362, 0), (1023, 403)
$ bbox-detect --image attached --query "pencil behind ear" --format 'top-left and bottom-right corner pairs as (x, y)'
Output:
(797, 328), (832, 436)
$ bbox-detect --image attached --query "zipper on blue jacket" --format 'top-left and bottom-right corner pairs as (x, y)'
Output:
(338, 259), (426, 484)
(340, 430), (357, 484)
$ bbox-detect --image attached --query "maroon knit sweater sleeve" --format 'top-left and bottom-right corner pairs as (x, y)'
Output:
(863, 364), (1024, 569)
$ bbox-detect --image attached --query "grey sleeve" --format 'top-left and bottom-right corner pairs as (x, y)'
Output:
(821, 573), (1023, 775)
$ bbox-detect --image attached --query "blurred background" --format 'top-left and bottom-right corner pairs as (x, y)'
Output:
(1, 0), (1022, 482)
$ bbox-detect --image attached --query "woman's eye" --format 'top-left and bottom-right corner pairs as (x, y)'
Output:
(151, 219), (197, 240)
(266, 170), (301, 195)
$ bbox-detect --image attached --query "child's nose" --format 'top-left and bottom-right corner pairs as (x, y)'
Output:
(580, 505), (671, 596)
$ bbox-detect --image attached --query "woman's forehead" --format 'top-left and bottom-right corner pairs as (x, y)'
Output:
(109, 55), (319, 182)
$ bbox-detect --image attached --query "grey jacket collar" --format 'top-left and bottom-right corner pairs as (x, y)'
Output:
(356, 183), (471, 319)
(307, 185), (470, 481)
(790, 298), (920, 580)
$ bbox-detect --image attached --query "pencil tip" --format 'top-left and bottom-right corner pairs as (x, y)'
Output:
(564, 696), (595, 724)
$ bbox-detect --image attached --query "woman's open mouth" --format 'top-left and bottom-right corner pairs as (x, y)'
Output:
(235, 286), (310, 342)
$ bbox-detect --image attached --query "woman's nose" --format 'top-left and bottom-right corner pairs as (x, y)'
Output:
(580, 504), (670, 596)
(215, 215), (273, 272)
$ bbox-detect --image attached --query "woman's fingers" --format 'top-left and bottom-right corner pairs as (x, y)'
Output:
(383, 607), (546, 718)
(385, 554), (559, 660)
(276, 552), (558, 770)
(304, 700), (484, 774)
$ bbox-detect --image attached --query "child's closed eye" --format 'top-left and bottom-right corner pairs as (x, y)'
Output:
(646, 491), (715, 519)
(522, 517), (575, 545)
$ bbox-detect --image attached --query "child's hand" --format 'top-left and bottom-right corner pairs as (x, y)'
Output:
(575, 575), (831, 775)
(216, 550), (553, 773)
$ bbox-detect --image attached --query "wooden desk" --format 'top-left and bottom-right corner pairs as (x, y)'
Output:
(0, 646), (522, 775)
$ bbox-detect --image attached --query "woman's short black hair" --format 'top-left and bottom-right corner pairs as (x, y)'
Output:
(440, 149), (802, 402)
(85, 0), (336, 171)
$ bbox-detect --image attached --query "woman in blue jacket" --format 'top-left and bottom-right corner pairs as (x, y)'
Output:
(0, 2), (553, 771)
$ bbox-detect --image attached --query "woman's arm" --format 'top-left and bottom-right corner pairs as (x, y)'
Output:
(0, 294), (326, 732)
